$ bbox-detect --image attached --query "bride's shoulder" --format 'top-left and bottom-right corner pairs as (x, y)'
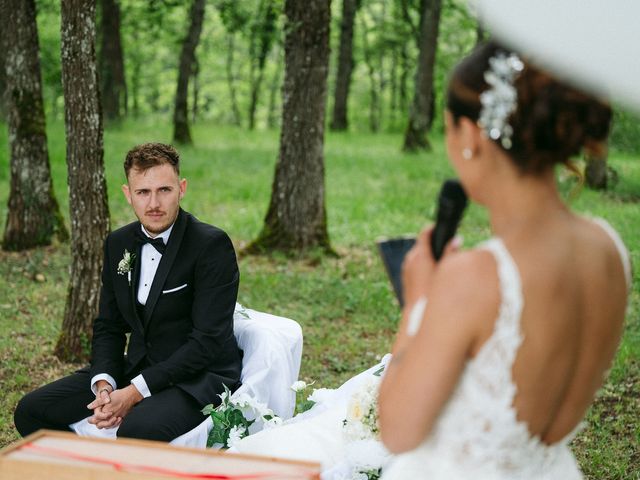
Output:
(575, 216), (632, 290)
(428, 248), (502, 327)
(435, 247), (501, 291)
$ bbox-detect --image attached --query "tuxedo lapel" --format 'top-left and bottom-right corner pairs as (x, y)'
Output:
(143, 209), (188, 327)
(129, 236), (145, 334)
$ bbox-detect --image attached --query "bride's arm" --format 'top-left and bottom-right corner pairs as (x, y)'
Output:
(378, 247), (499, 454)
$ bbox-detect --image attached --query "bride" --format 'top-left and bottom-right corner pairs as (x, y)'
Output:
(377, 41), (630, 479)
(234, 41), (631, 479)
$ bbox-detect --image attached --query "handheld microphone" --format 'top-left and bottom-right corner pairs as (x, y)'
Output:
(430, 179), (468, 261)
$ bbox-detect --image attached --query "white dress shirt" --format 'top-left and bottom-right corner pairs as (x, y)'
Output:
(91, 224), (174, 398)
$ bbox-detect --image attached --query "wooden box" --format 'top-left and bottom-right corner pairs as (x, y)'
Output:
(0, 430), (321, 479)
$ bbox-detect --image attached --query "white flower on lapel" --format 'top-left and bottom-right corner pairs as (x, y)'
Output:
(117, 249), (136, 284)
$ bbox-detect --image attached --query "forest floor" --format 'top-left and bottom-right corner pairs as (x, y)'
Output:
(0, 122), (638, 478)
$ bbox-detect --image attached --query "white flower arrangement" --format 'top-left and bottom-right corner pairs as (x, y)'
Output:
(201, 361), (393, 479)
(227, 425), (246, 449)
(116, 249), (135, 285)
(201, 385), (281, 449)
(343, 377), (380, 442)
(340, 368), (391, 479)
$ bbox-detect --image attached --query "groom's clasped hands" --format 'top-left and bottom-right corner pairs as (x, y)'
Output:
(87, 380), (143, 430)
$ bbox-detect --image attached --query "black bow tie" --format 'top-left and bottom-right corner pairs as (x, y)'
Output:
(134, 228), (166, 255)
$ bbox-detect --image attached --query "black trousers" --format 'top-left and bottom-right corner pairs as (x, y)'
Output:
(14, 370), (206, 442)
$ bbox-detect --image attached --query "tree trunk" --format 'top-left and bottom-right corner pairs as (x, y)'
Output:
(173, 0), (205, 144)
(361, 20), (380, 132)
(1, 0), (68, 251)
(330, 0), (358, 131)
(248, 0), (277, 130)
(247, 0), (332, 254)
(192, 56), (199, 124)
(585, 149), (609, 190)
(399, 42), (409, 113)
(131, 58), (140, 117)
(0, 32), (6, 120)
(403, 0), (442, 152)
(225, 34), (242, 126)
(399, 0), (420, 46)
(390, 42), (399, 126)
(98, 0), (127, 121)
(129, 29), (140, 117)
(375, 1), (387, 131)
(56, 0), (110, 362)
(267, 42), (283, 129)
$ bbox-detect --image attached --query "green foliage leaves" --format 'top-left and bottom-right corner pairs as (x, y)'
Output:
(215, 0), (252, 32)
(610, 107), (640, 154)
(206, 407), (253, 447)
(202, 385), (255, 448)
(27, 0), (640, 150)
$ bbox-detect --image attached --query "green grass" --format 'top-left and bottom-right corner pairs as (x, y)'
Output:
(0, 120), (638, 478)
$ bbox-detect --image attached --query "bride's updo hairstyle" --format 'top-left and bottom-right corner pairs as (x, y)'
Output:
(447, 41), (612, 174)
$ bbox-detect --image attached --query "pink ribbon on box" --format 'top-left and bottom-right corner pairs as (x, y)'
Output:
(20, 442), (314, 479)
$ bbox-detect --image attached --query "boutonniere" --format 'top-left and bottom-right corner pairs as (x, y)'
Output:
(117, 249), (136, 285)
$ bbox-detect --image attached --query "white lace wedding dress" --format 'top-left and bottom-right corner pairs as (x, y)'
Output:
(383, 224), (631, 479)
(234, 220), (630, 480)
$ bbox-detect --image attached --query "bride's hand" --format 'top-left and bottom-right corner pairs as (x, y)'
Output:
(402, 227), (461, 308)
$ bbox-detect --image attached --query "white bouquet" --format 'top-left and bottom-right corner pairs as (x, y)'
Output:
(340, 366), (391, 479)
(202, 385), (282, 449)
(343, 377), (380, 442)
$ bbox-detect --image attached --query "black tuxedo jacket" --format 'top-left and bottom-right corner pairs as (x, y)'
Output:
(90, 208), (242, 406)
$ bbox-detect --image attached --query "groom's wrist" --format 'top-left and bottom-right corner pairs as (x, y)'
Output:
(125, 384), (144, 404)
(130, 374), (152, 399)
(90, 373), (117, 395)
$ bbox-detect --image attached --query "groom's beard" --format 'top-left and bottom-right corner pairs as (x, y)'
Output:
(141, 208), (178, 236)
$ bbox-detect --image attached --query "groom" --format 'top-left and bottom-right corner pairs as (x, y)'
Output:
(14, 143), (243, 441)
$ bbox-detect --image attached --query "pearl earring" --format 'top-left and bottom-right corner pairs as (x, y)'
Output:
(462, 148), (473, 160)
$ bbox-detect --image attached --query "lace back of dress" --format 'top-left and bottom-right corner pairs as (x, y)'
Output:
(473, 238), (525, 404)
(439, 238), (547, 472)
(388, 238), (585, 478)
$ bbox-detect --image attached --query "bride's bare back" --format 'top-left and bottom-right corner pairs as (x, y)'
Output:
(501, 215), (628, 443)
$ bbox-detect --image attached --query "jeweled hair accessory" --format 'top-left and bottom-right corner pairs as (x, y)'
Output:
(478, 52), (525, 149)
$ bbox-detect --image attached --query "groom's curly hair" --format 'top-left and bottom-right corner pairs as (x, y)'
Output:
(124, 143), (181, 178)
